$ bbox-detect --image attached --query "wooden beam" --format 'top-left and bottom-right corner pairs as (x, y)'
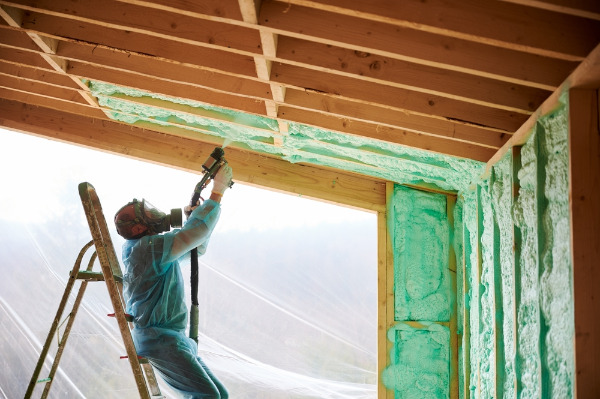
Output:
(48, 38), (271, 99)
(0, 45), (55, 70)
(277, 0), (600, 59)
(2, 0), (262, 55)
(0, 38), (503, 158)
(280, 90), (509, 147)
(66, 61), (268, 116)
(13, 10), (258, 77)
(486, 42), (600, 174)
(271, 63), (529, 132)
(0, 59), (80, 89)
(237, 0), (286, 118)
(275, 35), (552, 112)
(499, 0), (600, 20)
(568, 88), (600, 398)
(114, 0), (245, 21)
(0, 72), (89, 104)
(258, 0), (580, 89)
(0, 86), (106, 118)
(0, 28), (507, 157)
(0, 99), (387, 211)
(0, 5), (100, 105)
(3, 0), (581, 90)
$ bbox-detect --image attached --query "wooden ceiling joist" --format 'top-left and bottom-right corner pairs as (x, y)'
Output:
(0, 0), (598, 183)
(275, 0), (599, 59)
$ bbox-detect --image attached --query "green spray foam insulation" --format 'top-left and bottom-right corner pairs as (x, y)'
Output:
(477, 180), (496, 399)
(461, 189), (480, 397)
(536, 99), (574, 397)
(490, 151), (517, 398)
(513, 122), (543, 399)
(457, 94), (574, 398)
(86, 80), (484, 192)
(382, 322), (450, 398)
(388, 185), (451, 322)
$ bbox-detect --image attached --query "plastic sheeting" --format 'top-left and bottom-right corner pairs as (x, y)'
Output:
(0, 130), (377, 398)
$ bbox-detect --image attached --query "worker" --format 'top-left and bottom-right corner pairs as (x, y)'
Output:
(113, 165), (233, 399)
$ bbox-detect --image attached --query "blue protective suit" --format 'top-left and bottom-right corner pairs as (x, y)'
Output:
(122, 199), (228, 399)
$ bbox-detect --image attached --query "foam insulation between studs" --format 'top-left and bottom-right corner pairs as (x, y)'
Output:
(87, 81), (484, 192)
(389, 185), (450, 322)
(383, 322), (450, 398)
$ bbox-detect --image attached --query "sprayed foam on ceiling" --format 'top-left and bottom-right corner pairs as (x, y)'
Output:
(87, 81), (484, 192)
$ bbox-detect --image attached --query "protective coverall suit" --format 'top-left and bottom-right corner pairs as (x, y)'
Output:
(121, 198), (228, 399)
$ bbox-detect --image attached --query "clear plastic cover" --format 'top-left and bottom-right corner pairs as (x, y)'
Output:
(0, 130), (378, 398)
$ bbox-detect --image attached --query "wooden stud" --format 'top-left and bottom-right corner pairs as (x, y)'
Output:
(377, 187), (392, 399)
(383, 181), (395, 399)
(510, 146), (521, 397)
(447, 194), (459, 399)
(475, 184), (483, 398)
(490, 167), (504, 399)
(568, 88), (600, 398)
(461, 194), (471, 399)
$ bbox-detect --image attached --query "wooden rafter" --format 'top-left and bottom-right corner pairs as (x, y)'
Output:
(0, 0), (598, 169)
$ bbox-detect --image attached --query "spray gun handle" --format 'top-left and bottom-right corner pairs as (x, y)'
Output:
(189, 147), (231, 207)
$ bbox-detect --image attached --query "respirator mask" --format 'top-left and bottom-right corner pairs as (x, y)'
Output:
(139, 199), (183, 234)
(114, 198), (183, 239)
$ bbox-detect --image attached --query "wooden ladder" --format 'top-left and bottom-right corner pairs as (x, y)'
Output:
(24, 182), (162, 399)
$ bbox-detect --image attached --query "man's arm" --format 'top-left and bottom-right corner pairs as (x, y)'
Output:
(167, 165), (232, 261)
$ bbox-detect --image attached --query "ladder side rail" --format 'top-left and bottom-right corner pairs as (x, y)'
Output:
(79, 183), (152, 399)
(89, 187), (124, 281)
(41, 252), (98, 399)
(86, 185), (163, 398)
(24, 241), (95, 399)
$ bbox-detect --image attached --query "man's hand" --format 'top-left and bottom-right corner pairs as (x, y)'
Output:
(184, 205), (197, 218)
(212, 164), (233, 196)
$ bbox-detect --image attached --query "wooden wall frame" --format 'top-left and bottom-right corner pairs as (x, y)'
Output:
(568, 88), (600, 398)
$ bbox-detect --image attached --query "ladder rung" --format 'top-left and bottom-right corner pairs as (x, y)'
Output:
(37, 378), (51, 384)
(76, 271), (122, 283)
(107, 312), (134, 322)
(120, 355), (149, 364)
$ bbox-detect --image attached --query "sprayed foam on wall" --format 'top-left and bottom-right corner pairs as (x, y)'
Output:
(87, 81), (484, 192)
(384, 185), (451, 398)
(389, 185), (450, 322)
(382, 322), (449, 398)
(457, 96), (575, 398)
(462, 189), (480, 397)
(513, 124), (542, 399)
(537, 104), (574, 398)
(477, 181), (496, 399)
(490, 152), (517, 398)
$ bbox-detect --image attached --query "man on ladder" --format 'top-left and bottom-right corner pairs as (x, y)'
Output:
(114, 164), (233, 399)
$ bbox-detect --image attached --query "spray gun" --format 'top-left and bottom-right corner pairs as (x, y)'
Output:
(189, 146), (233, 208)
(188, 146), (232, 343)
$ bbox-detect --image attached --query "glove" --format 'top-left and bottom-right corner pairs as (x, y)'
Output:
(212, 164), (233, 195)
